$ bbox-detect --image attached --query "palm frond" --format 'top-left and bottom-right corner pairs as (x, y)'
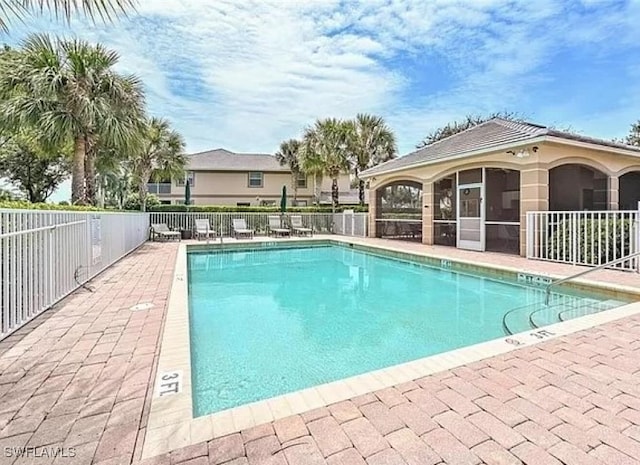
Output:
(0, 0), (26, 33)
(21, 0), (136, 22)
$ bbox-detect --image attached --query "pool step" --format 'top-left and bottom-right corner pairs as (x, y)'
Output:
(556, 299), (626, 322)
(502, 297), (626, 335)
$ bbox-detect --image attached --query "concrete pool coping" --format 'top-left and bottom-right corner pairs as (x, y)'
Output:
(141, 236), (640, 458)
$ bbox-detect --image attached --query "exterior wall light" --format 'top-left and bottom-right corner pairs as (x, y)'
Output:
(507, 146), (538, 158)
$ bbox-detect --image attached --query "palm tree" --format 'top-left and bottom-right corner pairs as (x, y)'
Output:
(0, 34), (145, 204)
(129, 117), (186, 212)
(298, 141), (325, 206)
(94, 142), (131, 208)
(0, 0), (135, 32)
(302, 118), (351, 210)
(349, 114), (397, 205)
(275, 139), (302, 203)
(100, 165), (131, 208)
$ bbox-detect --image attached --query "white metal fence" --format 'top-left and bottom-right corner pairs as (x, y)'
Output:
(526, 210), (640, 271)
(0, 209), (368, 340)
(0, 210), (149, 340)
(148, 211), (368, 238)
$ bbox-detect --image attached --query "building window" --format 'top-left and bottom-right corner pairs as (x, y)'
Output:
(176, 171), (195, 187)
(237, 202), (250, 207)
(296, 174), (307, 188)
(248, 172), (263, 188)
(147, 182), (171, 194)
(294, 200), (308, 206)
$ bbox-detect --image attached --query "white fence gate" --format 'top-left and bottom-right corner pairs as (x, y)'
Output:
(526, 209), (640, 271)
(332, 210), (368, 237)
(0, 210), (149, 340)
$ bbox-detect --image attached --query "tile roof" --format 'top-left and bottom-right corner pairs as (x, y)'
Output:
(186, 148), (288, 172)
(361, 118), (640, 177)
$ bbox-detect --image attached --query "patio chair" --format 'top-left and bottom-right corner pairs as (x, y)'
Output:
(232, 218), (254, 239)
(268, 216), (290, 237)
(151, 223), (181, 241)
(194, 219), (217, 241)
(290, 215), (313, 236)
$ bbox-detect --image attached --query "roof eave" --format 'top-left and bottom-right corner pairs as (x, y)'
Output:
(544, 135), (640, 158)
(360, 136), (547, 179)
(185, 167), (290, 172)
(361, 134), (640, 180)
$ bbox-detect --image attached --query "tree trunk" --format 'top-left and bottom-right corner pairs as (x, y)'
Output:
(26, 164), (36, 203)
(138, 169), (151, 212)
(71, 136), (86, 204)
(85, 140), (96, 206)
(27, 187), (37, 203)
(138, 180), (147, 212)
(119, 185), (126, 209)
(315, 174), (322, 205)
(332, 177), (339, 211)
(291, 173), (298, 203)
(97, 177), (105, 209)
(359, 178), (365, 206)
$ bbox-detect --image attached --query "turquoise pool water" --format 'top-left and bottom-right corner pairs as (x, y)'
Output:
(188, 244), (624, 416)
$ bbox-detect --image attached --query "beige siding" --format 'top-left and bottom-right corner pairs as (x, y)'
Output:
(157, 170), (351, 205)
(319, 176), (351, 192)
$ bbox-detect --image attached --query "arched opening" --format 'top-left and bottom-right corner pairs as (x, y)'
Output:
(375, 180), (422, 241)
(549, 164), (608, 211)
(619, 171), (640, 210)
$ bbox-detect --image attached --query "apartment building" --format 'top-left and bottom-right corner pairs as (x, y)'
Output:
(148, 148), (358, 206)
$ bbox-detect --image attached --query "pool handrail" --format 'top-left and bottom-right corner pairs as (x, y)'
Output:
(544, 250), (640, 305)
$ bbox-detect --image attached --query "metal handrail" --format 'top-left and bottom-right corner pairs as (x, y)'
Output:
(544, 251), (640, 305)
(0, 219), (86, 239)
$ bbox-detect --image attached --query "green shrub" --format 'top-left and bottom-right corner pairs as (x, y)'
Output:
(380, 208), (421, 214)
(380, 212), (422, 219)
(0, 200), (106, 211)
(546, 218), (634, 263)
(0, 199), (369, 214)
(148, 204), (368, 213)
(123, 193), (160, 211)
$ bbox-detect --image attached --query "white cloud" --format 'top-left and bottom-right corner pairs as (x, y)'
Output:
(5, 0), (640, 162)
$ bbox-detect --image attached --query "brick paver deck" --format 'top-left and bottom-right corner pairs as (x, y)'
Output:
(0, 239), (638, 465)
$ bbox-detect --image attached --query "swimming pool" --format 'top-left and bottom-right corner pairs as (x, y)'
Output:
(187, 243), (628, 416)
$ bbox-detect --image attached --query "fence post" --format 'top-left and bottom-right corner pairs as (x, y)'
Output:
(526, 212), (532, 258)
(637, 202), (640, 272)
(569, 212), (579, 265)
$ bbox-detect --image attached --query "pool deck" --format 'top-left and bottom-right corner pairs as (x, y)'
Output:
(0, 237), (639, 464)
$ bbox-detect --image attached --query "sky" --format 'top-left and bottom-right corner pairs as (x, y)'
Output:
(3, 0), (640, 202)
